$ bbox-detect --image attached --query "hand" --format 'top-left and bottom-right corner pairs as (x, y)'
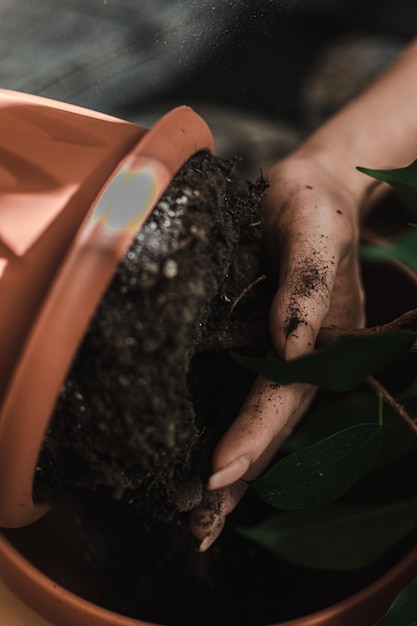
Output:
(190, 152), (366, 551)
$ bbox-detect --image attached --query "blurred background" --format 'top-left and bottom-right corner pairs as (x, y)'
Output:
(0, 0), (414, 177)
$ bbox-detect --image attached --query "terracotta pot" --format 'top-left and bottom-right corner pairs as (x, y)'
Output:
(0, 87), (215, 622)
(0, 89), (417, 625)
(0, 89), (214, 529)
(1, 511), (417, 626)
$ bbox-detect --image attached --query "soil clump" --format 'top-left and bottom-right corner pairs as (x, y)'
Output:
(34, 151), (270, 522)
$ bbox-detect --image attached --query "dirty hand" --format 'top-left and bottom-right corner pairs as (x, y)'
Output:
(190, 152), (366, 551)
(190, 35), (417, 549)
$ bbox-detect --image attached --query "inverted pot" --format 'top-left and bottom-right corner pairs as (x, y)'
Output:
(0, 89), (214, 529)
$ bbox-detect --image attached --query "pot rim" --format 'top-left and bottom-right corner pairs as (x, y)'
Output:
(0, 531), (152, 626)
(0, 91), (214, 528)
(1, 529), (417, 626)
(277, 543), (417, 626)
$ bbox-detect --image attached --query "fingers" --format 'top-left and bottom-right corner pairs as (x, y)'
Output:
(190, 158), (366, 552)
(270, 237), (365, 359)
(190, 481), (248, 551)
(324, 251), (365, 329)
(209, 376), (314, 484)
(269, 239), (337, 360)
(190, 248), (363, 551)
(190, 377), (316, 552)
(262, 158), (362, 358)
(266, 194), (353, 358)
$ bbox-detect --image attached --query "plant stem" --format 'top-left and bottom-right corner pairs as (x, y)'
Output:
(197, 308), (417, 354)
(317, 308), (417, 348)
(230, 275), (267, 313)
(366, 375), (417, 438)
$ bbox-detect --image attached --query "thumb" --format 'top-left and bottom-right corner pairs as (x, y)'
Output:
(269, 243), (338, 360)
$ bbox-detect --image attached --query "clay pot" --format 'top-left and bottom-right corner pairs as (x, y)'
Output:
(0, 89), (417, 625)
(0, 89), (214, 529)
(0, 87), (215, 622)
(1, 509), (417, 626)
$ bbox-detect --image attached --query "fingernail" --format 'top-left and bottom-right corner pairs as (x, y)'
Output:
(197, 516), (225, 552)
(207, 455), (251, 491)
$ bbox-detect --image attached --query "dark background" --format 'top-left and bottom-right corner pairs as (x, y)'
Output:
(0, 1), (414, 177)
(1, 0), (414, 122)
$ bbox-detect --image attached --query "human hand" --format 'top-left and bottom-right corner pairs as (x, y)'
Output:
(190, 152), (366, 551)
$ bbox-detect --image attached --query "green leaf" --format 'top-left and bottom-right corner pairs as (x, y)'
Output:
(252, 423), (382, 509)
(357, 160), (417, 209)
(282, 392), (378, 450)
(282, 392), (416, 468)
(231, 332), (416, 392)
(361, 230), (417, 275)
(377, 576), (417, 625)
(237, 497), (417, 572)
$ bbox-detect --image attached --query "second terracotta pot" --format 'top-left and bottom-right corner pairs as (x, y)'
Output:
(1, 518), (417, 626)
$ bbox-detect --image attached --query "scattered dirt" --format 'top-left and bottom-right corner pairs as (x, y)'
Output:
(283, 253), (330, 339)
